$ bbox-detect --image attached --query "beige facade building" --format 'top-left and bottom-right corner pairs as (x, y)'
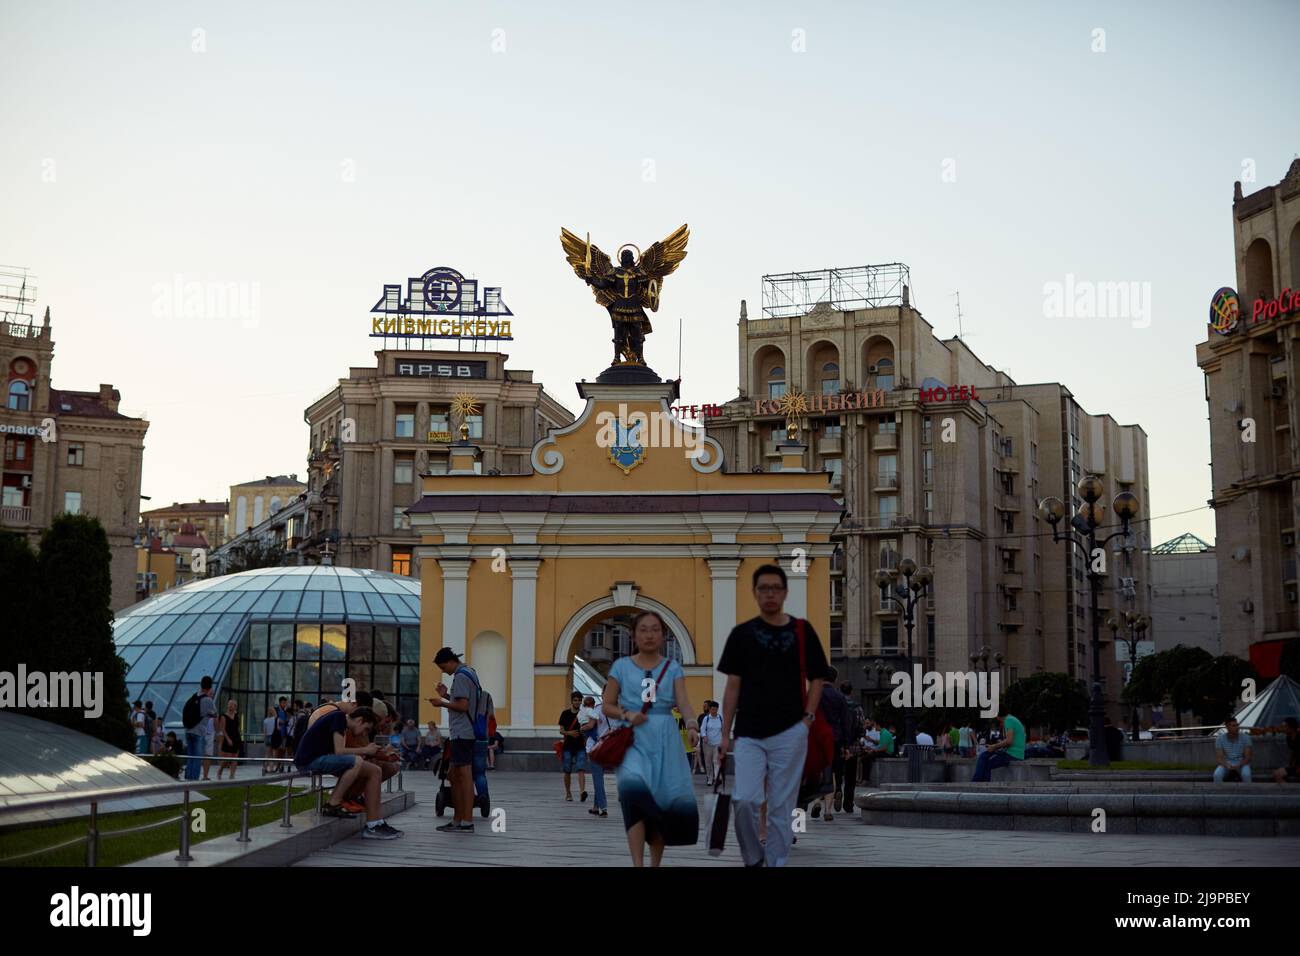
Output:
(140, 499), (229, 550)
(304, 349), (573, 577)
(1196, 158), (1300, 672)
(1150, 533), (1218, 656)
(228, 476), (306, 540)
(706, 266), (1151, 714)
(1, 306), (148, 611)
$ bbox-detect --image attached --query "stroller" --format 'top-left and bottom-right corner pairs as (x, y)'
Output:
(433, 741), (491, 818)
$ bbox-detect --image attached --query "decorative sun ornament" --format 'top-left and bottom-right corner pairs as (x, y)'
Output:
(451, 393), (481, 441)
(776, 390), (808, 419)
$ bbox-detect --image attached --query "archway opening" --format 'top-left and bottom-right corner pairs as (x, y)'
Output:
(567, 607), (685, 697)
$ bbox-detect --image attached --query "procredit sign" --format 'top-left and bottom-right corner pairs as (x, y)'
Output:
(1211, 286), (1300, 335)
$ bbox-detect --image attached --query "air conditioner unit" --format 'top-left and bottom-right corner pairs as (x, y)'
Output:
(1272, 384), (1285, 398)
(868, 364), (878, 374)
(1283, 532), (1296, 548)
(21, 475), (32, 489)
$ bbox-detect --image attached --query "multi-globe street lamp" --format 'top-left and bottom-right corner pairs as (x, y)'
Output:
(1107, 611), (1150, 742)
(875, 558), (933, 782)
(1038, 476), (1141, 768)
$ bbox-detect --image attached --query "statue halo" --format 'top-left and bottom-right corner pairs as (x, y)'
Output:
(617, 243), (642, 265)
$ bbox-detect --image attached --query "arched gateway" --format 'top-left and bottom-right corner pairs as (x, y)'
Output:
(408, 373), (841, 732)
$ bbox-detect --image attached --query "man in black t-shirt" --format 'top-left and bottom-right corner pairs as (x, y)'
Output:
(717, 563), (830, 867)
(294, 704), (402, 840)
(558, 692), (589, 802)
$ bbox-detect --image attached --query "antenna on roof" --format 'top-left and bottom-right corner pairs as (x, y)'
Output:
(953, 290), (965, 341)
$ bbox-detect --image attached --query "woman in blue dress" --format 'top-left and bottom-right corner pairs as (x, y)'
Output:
(602, 610), (700, 866)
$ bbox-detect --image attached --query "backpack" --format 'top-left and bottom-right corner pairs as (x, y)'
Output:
(455, 666), (489, 739)
(182, 693), (202, 731)
(847, 702), (866, 745)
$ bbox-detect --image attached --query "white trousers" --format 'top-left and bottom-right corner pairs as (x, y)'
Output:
(732, 720), (808, 867)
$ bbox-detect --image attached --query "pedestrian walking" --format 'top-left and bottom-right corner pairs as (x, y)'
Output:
(839, 682), (865, 815)
(600, 610), (700, 866)
(559, 691), (589, 801)
(585, 690), (612, 818)
(717, 564), (831, 868)
(700, 701), (724, 785)
(217, 699), (242, 779)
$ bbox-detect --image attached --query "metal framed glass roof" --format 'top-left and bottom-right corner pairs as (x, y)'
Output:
(113, 567), (421, 727)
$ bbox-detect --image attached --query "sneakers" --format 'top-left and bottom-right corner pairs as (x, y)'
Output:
(565, 793), (573, 802)
(362, 822), (403, 840)
(340, 799), (365, 814)
(321, 803), (357, 819)
(599, 809), (608, 817)
(834, 794), (843, 812)
(588, 808), (601, 815)
(580, 790), (588, 802)
(810, 803), (821, 819)
(436, 821), (475, 834)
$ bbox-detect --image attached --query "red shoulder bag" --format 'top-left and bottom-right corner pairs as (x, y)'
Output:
(589, 660), (672, 770)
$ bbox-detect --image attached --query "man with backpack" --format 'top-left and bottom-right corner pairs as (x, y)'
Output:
(182, 676), (216, 780)
(427, 647), (488, 834)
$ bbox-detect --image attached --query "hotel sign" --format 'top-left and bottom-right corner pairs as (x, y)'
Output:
(753, 389), (887, 415)
(919, 385), (982, 402)
(370, 266), (514, 341)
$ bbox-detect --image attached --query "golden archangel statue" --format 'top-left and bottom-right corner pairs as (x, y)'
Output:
(560, 224), (689, 366)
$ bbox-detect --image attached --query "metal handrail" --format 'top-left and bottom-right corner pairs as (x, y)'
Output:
(0, 769), (314, 866)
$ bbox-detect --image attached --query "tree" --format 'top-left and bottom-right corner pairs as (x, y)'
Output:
(1188, 655), (1259, 725)
(36, 515), (133, 750)
(1002, 672), (1089, 734)
(1125, 645), (1214, 727)
(219, 538), (286, 576)
(0, 531), (39, 676)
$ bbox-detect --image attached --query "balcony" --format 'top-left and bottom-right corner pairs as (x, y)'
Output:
(1002, 571), (1024, 590)
(998, 494), (1021, 512)
(872, 432), (898, 452)
(1001, 608), (1025, 627)
(874, 472), (899, 491)
(0, 505), (31, 526)
(817, 435), (842, 455)
(1000, 455), (1021, 473)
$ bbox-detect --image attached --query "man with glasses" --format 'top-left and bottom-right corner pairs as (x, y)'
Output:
(718, 564), (830, 867)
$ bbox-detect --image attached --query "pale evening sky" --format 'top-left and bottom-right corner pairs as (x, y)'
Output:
(3, 0), (1298, 546)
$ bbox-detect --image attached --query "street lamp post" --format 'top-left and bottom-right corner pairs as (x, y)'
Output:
(1038, 477), (1140, 769)
(1107, 611), (1149, 742)
(876, 559), (933, 782)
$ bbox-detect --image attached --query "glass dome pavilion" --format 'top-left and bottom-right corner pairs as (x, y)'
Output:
(111, 566), (422, 738)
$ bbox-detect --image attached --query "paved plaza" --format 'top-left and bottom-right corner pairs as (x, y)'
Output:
(294, 771), (1300, 867)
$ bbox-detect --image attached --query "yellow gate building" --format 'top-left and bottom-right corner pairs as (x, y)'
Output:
(409, 376), (842, 733)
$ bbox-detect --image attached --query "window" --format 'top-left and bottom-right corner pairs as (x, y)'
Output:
(880, 619), (899, 654)
(922, 448), (933, 485)
(64, 491), (82, 514)
(391, 549), (412, 576)
(824, 458), (842, 486)
(429, 411), (450, 440)
(1002, 550), (1017, 573)
(428, 461), (448, 476)
(830, 620), (843, 652)
(878, 495), (898, 523)
(874, 357), (895, 391)
(768, 366), (786, 399)
(879, 539), (899, 568)
(922, 416), (932, 444)
(878, 418), (897, 434)
(1031, 441), (1038, 464)
(877, 454), (897, 486)
(821, 362), (840, 395)
(1001, 512), (1015, 534)
(1005, 592), (1018, 612)
(7, 380), (31, 411)
(394, 456), (414, 485)
(824, 424), (842, 439)
(3, 486), (23, 507)
(924, 490), (933, 518)
(395, 404), (416, 439)
(253, 497), (264, 526)
(465, 415), (484, 440)
(67, 443), (84, 466)
(830, 578), (844, 612)
(392, 507), (411, 531)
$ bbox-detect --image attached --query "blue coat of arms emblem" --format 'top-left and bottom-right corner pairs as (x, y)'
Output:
(608, 417), (646, 474)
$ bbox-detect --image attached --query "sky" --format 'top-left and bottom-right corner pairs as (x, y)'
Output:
(3, 0), (1298, 546)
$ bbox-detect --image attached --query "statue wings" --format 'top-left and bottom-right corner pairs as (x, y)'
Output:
(560, 227), (617, 307)
(560, 224), (689, 311)
(638, 223), (689, 312)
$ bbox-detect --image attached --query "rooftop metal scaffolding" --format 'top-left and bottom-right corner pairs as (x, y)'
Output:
(760, 263), (911, 319)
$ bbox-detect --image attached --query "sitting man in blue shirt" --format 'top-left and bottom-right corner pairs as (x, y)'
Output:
(294, 704), (402, 840)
